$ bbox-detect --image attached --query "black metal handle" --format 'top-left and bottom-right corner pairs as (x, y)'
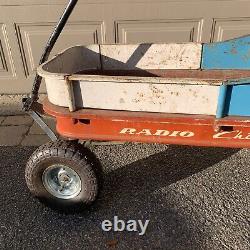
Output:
(23, 0), (78, 111)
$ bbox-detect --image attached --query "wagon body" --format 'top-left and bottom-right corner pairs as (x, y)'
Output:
(39, 36), (250, 119)
(24, 0), (250, 212)
(38, 35), (250, 148)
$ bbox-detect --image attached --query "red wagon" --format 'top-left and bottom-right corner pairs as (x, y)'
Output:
(23, 0), (250, 212)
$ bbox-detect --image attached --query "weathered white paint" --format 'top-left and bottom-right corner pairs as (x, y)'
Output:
(78, 80), (219, 115)
(45, 78), (69, 106)
(69, 74), (221, 86)
(65, 78), (76, 112)
(38, 44), (101, 78)
(44, 77), (220, 115)
(100, 43), (202, 70)
(120, 128), (195, 137)
(213, 130), (250, 139)
(40, 44), (221, 115)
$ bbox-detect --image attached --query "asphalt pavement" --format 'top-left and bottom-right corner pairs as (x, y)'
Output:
(0, 143), (249, 249)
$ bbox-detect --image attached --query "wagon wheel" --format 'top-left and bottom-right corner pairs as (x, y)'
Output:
(25, 140), (103, 213)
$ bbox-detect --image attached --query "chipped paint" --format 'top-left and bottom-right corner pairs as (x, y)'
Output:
(39, 39), (250, 117)
(43, 98), (250, 149)
(202, 35), (250, 69)
(80, 80), (220, 115)
(101, 43), (202, 70)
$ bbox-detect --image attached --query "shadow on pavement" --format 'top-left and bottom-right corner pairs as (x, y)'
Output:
(0, 145), (240, 249)
(104, 145), (239, 198)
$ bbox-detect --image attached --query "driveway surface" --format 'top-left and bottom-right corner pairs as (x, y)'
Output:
(0, 143), (249, 249)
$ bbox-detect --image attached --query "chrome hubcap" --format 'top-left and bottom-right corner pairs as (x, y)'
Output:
(42, 165), (82, 199)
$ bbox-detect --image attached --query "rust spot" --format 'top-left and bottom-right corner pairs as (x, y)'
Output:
(132, 98), (140, 103)
(231, 48), (238, 54)
(119, 98), (125, 104)
(150, 85), (162, 94)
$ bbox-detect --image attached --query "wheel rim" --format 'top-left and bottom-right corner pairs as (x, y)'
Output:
(42, 164), (82, 200)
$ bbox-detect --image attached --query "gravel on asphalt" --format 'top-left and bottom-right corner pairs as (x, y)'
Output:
(0, 143), (249, 249)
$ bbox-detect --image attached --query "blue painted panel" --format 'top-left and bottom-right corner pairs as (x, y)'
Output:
(202, 35), (250, 69)
(216, 84), (228, 118)
(224, 83), (250, 116)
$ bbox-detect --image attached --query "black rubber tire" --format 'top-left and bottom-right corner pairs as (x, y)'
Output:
(25, 139), (102, 213)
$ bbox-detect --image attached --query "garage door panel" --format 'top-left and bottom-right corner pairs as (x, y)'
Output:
(211, 18), (250, 42)
(115, 19), (203, 43)
(15, 21), (105, 77)
(0, 1), (250, 94)
(0, 23), (16, 79)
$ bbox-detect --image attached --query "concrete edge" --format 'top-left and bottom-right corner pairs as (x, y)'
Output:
(0, 94), (47, 115)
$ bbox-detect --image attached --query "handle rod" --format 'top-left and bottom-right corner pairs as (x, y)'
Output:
(23, 0), (78, 110)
